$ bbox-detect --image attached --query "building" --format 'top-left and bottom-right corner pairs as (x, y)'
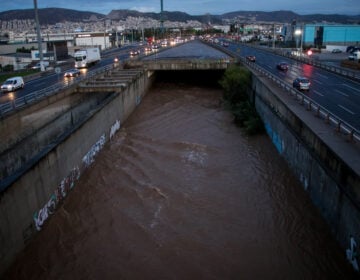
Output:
(302, 24), (360, 48)
(74, 32), (112, 50)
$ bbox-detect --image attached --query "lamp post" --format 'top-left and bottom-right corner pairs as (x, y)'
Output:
(33, 0), (45, 71)
(272, 24), (275, 49)
(294, 28), (302, 55)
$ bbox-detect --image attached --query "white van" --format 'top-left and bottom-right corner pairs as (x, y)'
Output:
(0, 76), (25, 92)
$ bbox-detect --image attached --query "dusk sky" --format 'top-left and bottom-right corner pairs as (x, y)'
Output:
(0, 0), (359, 16)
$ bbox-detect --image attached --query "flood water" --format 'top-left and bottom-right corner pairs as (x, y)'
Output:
(3, 78), (357, 279)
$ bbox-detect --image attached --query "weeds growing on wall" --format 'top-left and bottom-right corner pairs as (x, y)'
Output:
(219, 65), (264, 135)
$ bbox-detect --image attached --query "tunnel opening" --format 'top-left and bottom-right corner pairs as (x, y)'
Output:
(154, 70), (225, 88)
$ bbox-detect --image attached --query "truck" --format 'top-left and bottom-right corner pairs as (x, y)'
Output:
(74, 47), (101, 68)
(348, 50), (360, 61)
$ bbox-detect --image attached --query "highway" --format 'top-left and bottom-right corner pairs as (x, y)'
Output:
(0, 45), (134, 106)
(1, 40), (359, 132)
(226, 43), (360, 131)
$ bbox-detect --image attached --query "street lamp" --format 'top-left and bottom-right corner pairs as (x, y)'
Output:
(294, 28), (302, 55)
(33, 0), (45, 72)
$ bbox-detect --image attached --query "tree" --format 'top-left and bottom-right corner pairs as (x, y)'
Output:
(219, 65), (264, 134)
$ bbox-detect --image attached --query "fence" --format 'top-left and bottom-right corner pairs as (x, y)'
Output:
(243, 57), (360, 144)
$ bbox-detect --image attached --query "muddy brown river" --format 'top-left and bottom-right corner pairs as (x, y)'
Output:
(3, 80), (357, 279)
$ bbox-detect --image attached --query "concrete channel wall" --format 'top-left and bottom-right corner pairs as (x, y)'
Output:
(0, 69), (155, 275)
(251, 73), (360, 271)
(1, 63), (359, 275)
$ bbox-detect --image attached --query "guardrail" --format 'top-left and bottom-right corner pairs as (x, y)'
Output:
(0, 64), (114, 117)
(242, 58), (360, 144)
(238, 42), (360, 81)
(277, 50), (360, 81)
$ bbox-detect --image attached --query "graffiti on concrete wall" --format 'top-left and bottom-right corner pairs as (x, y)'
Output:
(110, 120), (120, 140)
(82, 134), (106, 168)
(33, 167), (80, 231)
(264, 121), (284, 154)
(34, 134), (108, 231)
(346, 236), (359, 272)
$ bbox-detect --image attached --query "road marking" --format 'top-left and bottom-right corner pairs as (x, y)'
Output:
(335, 89), (349, 97)
(312, 79), (322, 85)
(338, 104), (355, 115)
(343, 84), (360, 93)
(315, 73), (329, 79)
(313, 90), (324, 96)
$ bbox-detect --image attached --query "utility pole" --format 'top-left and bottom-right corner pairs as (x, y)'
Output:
(272, 24), (276, 49)
(33, 0), (45, 71)
(160, 0), (164, 35)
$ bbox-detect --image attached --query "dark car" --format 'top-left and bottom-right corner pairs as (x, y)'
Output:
(293, 77), (311, 91)
(64, 68), (81, 78)
(246, 55), (256, 62)
(276, 62), (289, 71)
(332, 49), (342, 53)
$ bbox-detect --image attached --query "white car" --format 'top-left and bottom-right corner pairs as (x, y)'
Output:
(1, 76), (25, 92)
(31, 61), (49, 70)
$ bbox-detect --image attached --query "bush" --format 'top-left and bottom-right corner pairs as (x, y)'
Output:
(219, 65), (264, 135)
(2, 64), (14, 72)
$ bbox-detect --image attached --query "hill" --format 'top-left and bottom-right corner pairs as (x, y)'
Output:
(0, 8), (359, 25)
(0, 8), (104, 24)
(220, 10), (360, 24)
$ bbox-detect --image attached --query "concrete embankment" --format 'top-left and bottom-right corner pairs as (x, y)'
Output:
(0, 67), (155, 275)
(0, 60), (359, 275)
(250, 70), (360, 271)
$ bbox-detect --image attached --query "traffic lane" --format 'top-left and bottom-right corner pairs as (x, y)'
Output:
(0, 43), (153, 103)
(268, 62), (360, 129)
(0, 50), (130, 104)
(227, 44), (360, 129)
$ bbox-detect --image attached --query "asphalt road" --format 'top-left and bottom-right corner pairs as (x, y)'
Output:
(226, 43), (360, 131)
(1, 40), (359, 132)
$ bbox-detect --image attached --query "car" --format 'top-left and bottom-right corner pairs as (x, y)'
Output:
(246, 55), (256, 62)
(144, 46), (152, 53)
(130, 49), (140, 56)
(348, 54), (356, 60)
(293, 77), (311, 91)
(348, 51), (360, 61)
(64, 68), (81, 78)
(31, 61), (49, 70)
(1, 76), (24, 92)
(276, 62), (289, 71)
(332, 49), (342, 53)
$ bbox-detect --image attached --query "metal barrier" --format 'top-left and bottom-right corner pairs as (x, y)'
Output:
(242, 58), (360, 144)
(246, 43), (360, 81)
(278, 50), (360, 81)
(0, 64), (114, 117)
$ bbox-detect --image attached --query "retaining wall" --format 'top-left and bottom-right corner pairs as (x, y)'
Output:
(251, 73), (360, 271)
(0, 69), (155, 275)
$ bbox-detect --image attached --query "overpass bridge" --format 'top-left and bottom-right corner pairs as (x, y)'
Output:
(0, 39), (359, 276)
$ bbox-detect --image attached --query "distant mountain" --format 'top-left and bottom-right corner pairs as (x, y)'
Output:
(107, 9), (222, 24)
(0, 8), (359, 25)
(0, 8), (104, 24)
(220, 10), (360, 24)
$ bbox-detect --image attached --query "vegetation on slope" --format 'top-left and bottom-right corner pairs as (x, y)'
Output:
(219, 65), (264, 135)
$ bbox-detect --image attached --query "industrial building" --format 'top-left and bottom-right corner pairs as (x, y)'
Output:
(300, 24), (360, 48)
